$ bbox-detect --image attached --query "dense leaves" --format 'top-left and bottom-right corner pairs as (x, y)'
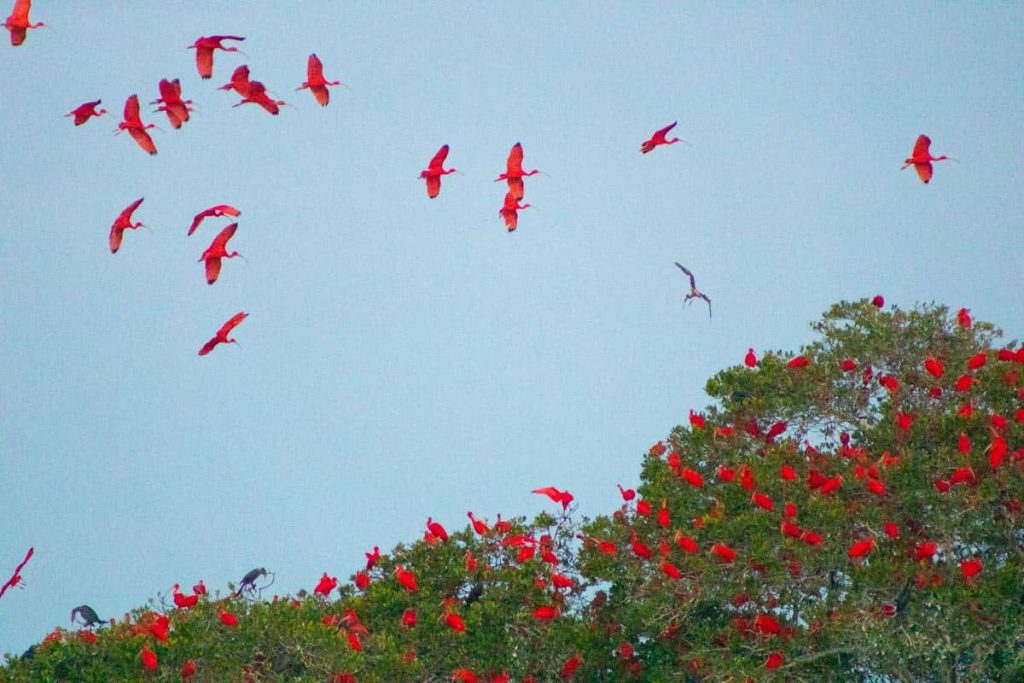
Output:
(3, 300), (1021, 682)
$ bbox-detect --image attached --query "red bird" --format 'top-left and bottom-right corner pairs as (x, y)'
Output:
(901, 134), (955, 184)
(199, 223), (244, 284)
(744, 348), (757, 367)
(313, 572), (337, 597)
(4, 0), (44, 46)
(499, 191), (531, 232)
(66, 100), (108, 126)
(674, 262), (712, 319)
(198, 312), (247, 356)
(218, 64), (251, 97)
(467, 512), (489, 535)
(496, 142), (543, 200)
(848, 537), (876, 559)
(151, 78), (193, 130)
(188, 35), (245, 79)
(0, 547), (33, 600)
(426, 517), (449, 542)
(419, 145), (457, 198)
(233, 80), (286, 115)
(297, 53), (344, 106)
(533, 486), (574, 510)
(640, 121), (684, 153)
(109, 197), (145, 253)
(188, 204), (241, 236)
(117, 95), (157, 155)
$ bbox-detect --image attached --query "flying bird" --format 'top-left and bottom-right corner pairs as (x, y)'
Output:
(419, 145), (457, 198)
(901, 134), (955, 184)
(66, 100), (108, 126)
(499, 191), (531, 232)
(199, 312), (248, 356)
(70, 605), (104, 628)
(4, 0), (44, 46)
(109, 197), (145, 253)
(199, 223), (244, 284)
(674, 262), (712, 319)
(189, 204), (240, 236)
(151, 78), (193, 129)
(116, 94), (157, 155)
(496, 142), (543, 200)
(218, 64), (251, 97)
(297, 53), (344, 106)
(233, 80), (286, 115)
(533, 486), (575, 510)
(641, 122), (684, 153)
(188, 35), (245, 79)
(0, 547), (33, 600)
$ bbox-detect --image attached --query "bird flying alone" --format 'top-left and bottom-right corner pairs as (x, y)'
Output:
(66, 100), (108, 126)
(199, 312), (247, 356)
(641, 122), (684, 154)
(4, 0), (44, 46)
(496, 142), (543, 200)
(901, 134), (955, 184)
(117, 94), (157, 155)
(420, 145), (456, 198)
(297, 53), (344, 106)
(674, 262), (712, 319)
(188, 35), (245, 80)
(109, 197), (145, 253)
(189, 204), (241, 236)
(199, 223), (244, 284)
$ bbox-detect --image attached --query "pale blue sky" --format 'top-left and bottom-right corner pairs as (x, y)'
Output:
(1, 2), (1021, 655)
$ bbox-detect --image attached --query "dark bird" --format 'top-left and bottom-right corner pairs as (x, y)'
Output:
(71, 605), (104, 628)
(674, 262), (712, 319)
(233, 567), (268, 597)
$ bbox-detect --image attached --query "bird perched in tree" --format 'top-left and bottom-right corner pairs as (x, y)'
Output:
(901, 134), (955, 184)
(641, 122), (685, 153)
(71, 605), (104, 628)
(674, 262), (712, 319)
(232, 567), (267, 597)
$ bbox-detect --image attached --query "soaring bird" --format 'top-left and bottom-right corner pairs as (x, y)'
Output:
(233, 80), (285, 115)
(189, 204), (241, 236)
(901, 134), (955, 184)
(641, 122), (684, 154)
(496, 142), (543, 200)
(116, 95), (157, 155)
(151, 78), (192, 129)
(188, 35), (245, 79)
(199, 312), (248, 356)
(674, 262), (712, 319)
(66, 100), (108, 126)
(218, 64), (251, 97)
(70, 605), (104, 628)
(419, 145), (457, 198)
(297, 53), (344, 106)
(499, 191), (531, 232)
(199, 223), (244, 284)
(109, 197), (145, 253)
(533, 486), (575, 510)
(3, 0), (44, 46)
(0, 547), (32, 600)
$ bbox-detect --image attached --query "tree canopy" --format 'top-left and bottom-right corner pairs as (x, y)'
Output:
(3, 300), (1022, 682)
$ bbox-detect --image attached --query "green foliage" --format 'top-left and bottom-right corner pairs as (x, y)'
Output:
(3, 300), (1021, 682)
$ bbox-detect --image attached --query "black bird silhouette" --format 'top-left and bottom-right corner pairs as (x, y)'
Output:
(674, 262), (712, 319)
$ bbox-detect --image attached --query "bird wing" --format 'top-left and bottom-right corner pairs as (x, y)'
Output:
(124, 94), (141, 122)
(121, 197), (145, 220)
(307, 53), (324, 81)
(913, 161), (933, 184)
(532, 487), (561, 501)
(311, 84), (329, 106)
(162, 107), (183, 129)
(506, 177), (524, 201)
(425, 175), (441, 198)
(188, 208), (213, 236)
(428, 144), (449, 170)
(507, 142), (524, 174)
(205, 257), (222, 284)
(10, 0), (30, 22)
(216, 204), (241, 217)
(157, 78), (175, 102)
(8, 25), (26, 46)
(198, 336), (219, 356)
(109, 226), (124, 253)
(656, 121), (678, 138)
(128, 127), (157, 155)
(501, 208), (518, 232)
(257, 97), (281, 115)
(911, 134), (931, 158)
(700, 294), (712, 319)
(210, 223), (238, 251)
(218, 311), (248, 337)
(195, 48), (214, 79)
(674, 262), (696, 289)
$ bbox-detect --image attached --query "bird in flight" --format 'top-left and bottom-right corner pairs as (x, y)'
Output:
(297, 53), (345, 107)
(199, 223), (244, 284)
(420, 145), (457, 198)
(189, 204), (241, 236)
(901, 134), (955, 184)
(109, 197), (146, 254)
(116, 95), (157, 155)
(199, 312), (248, 356)
(218, 64), (251, 97)
(233, 80), (286, 115)
(496, 142), (543, 200)
(499, 191), (531, 232)
(3, 0), (44, 46)
(188, 35), (245, 80)
(0, 547), (32, 600)
(641, 122), (684, 154)
(533, 486), (575, 510)
(151, 78), (193, 130)
(66, 100), (108, 126)
(674, 262), (712, 319)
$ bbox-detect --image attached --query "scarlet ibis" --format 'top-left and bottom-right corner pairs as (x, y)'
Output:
(199, 312), (248, 356)
(297, 53), (344, 106)
(189, 204), (240, 236)
(70, 605), (104, 628)
(674, 262), (712, 319)
(901, 134), (955, 184)
(533, 486), (574, 510)
(495, 142), (543, 200)
(66, 100), (108, 126)
(233, 80), (285, 115)
(744, 348), (757, 367)
(499, 191), (531, 232)
(641, 121), (684, 153)
(3, 0), (43, 46)
(199, 223), (244, 284)
(419, 145), (457, 198)
(0, 547), (32, 600)
(116, 95), (157, 155)
(426, 517), (449, 542)
(188, 35), (245, 79)
(218, 64), (251, 96)
(109, 197), (145, 254)
(151, 78), (192, 130)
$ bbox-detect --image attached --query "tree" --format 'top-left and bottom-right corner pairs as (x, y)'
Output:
(3, 300), (1021, 682)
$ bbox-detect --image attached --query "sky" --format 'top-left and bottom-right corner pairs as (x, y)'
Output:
(1, 2), (1022, 657)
